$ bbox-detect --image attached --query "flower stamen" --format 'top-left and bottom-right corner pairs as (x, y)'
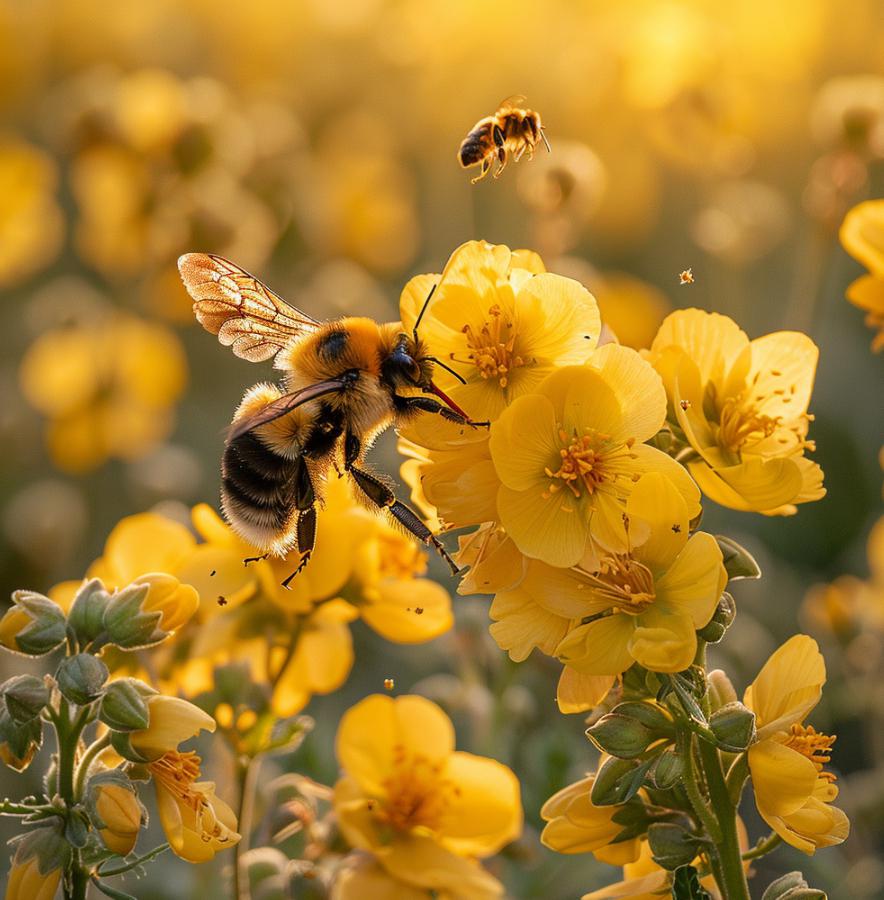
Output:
(783, 724), (837, 782)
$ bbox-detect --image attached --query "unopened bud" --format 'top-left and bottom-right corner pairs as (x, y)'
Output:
(761, 871), (827, 900)
(707, 669), (738, 711)
(591, 756), (649, 806)
(6, 823), (68, 899)
(86, 771), (145, 856)
(99, 678), (155, 733)
(2, 675), (50, 723)
(650, 748), (683, 789)
(67, 579), (112, 646)
(0, 591), (66, 656)
(0, 701), (42, 771)
(698, 592), (737, 643)
(587, 713), (655, 759)
(647, 822), (700, 870)
(103, 575), (198, 650)
(56, 654), (109, 706)
(710, 701), (756, 752)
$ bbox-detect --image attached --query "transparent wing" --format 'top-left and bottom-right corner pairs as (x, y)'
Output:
(178, 253), (321, 363)
(498, 94), (528, 113)
(227, 378), (351, 442)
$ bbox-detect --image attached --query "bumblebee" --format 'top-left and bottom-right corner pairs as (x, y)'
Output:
(178, 253), (479, 586)
(458, 95), (550, 184)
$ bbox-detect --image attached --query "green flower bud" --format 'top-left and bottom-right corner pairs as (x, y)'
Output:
(716, 535), (761, 581)
(647, 822), (700, 870)
(7, 822), (69, 897)
(761, 872), (827, 900)
(56, 654), (109, 706)
(99, 678), (155, 732)
(0, 591), (66, 656)
(68, 578), (112, 646)
(2, 674), (50, 723)
(102, 583), (163, 650)
(587, 713), (656, 759)
(650, 748), (683, 789)
(0, 699), (42, 771)
(698, 592), (737, 643)
(707, 669), (738, 711)
(710, 701), (756, 752)
(590, 755), (652, 806)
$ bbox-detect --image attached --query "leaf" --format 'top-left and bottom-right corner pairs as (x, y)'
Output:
(671, 865), (713, 900)
(715, 535), (761, 581)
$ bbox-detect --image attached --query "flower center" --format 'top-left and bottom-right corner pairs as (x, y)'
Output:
(783, 724), (837, 782)
(456, 304), (527, 388)
(373, 747), (458, 832)
(717, 396), (780, 452)
(583, 554), (656, 614)
(378, 531), (428, 581)
(544, 429), (637, 500)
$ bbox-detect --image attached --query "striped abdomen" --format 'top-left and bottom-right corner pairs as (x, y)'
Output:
(459, 121), (494, 167)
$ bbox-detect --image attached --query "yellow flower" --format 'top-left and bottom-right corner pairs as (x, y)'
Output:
(743, 635), (849, 854)
(129, 695), (216, 761)
(0, 136), (63, 288)
(840, 199), (884, 351)
(19, 315), (187, 472)
(130, 573), (199, 634)
(5, 849), (62, 900)
(490, 348), (700, 568)
(400, 240), (601, 421)
(334, 695), (521, 898)
(647, 308), (824, 514)
(540, 775), (641, 865)
(149, 750), (240, 863)
(590, 272), (670, 351)
(93, 781), (143, 856)
(555, 472), (725, 676)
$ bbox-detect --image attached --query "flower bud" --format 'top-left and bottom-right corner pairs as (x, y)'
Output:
(761, 872), (827, 900)
(0, 700), (42, 771)
(2, 675), (50, 723)
(6, 823), (68, 900)
(707, 669), (738, 711)
(67, 578), (112, 646)
(86, 771), (145, 856)
(698, 592), (737, 643)
(716, 535), (761, 581)
(56, 654), (109, 706)
(127, 694), (215, 761)
(103, 575), (198, 650)
(647, 822), (701, 870)
(587, 713), (655, 759)
(0, 591), (66, 656)
(710, 701), (756, 752)
(650, 748), (683, 790)
(100, 678), (155, 733)
(590, 756), (651, 806)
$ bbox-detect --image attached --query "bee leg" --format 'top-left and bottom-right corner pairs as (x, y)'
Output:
(493, 147), (508, 178)
(514, 144), (527, 163)
(349, 465), (460, 576)
(281, 459), (317, 588)
(471, 158), (493, 184)
(243, 553), (269, 566)
(394, 394), (489, 429)
(493, 123), (505, 148)
(344, 432), (361, 469)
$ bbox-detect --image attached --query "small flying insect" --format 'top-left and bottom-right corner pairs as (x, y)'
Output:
(458, 95), (550, 184)
(178, 254), (481, 588)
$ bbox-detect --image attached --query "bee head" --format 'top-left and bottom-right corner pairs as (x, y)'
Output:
(383, 333), (433, 390)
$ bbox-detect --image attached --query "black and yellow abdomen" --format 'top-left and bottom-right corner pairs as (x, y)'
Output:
(458, 119), (495, 168)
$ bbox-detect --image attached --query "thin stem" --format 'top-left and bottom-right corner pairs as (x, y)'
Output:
(677, 729), (723, 844)
(74, 733), (112, 799)
(68, 862), (88, 900)
(697, 739), (750, 900)
(234, 757), (260, 900)
(742, 831), (783, 862)
(54, 699), (91, 900)
(98, 843), (170, 877)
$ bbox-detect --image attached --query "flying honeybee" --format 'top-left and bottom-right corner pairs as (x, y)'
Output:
(178, 253), (481, 587)
(458, 95), (550, 184)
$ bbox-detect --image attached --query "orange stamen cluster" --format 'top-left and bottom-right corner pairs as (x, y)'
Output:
(374, 746), (459, 832)
(584, 554), (656, 614)
(544, 429), (637, 500)
(784, 724), (837, 782)
(457, 304), (526, 388)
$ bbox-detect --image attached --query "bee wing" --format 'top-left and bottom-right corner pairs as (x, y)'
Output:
(227, 377), (350, 442)
(178, 253), (321, 363)
(498, 94), (528, 113)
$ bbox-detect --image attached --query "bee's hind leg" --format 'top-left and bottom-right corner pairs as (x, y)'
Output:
(281, 457), (317, 589)
(348, 465), (460, 576)
(471, 157), (493, 184)
(243, 553), (270, 566)
(493, 147), (508, 178)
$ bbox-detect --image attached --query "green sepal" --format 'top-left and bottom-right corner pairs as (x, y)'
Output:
(697, 592), (737, 643)
(102, 584), (164, 650)
(6, 591), (67, 656)
(672, 864), (713, 899)
(56, 654), (110, 706)
(99, 678), (155, 732)
(109, 729), (151, 764)
(68, 579), (112, 647)
(715, 535), (761, 581)
(0, 699), (43, 771)
(649, 747), (683, 790)
(709, 701), (756, 752)
(2, 674), (50, 723)
(7, 820), (70, 874)
(761, 872), (827, 900)
(591, 755), (655, 806)
(65, 808), (91, 848)
(647, 822), (701, 870)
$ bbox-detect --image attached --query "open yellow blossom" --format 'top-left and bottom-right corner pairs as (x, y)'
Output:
(19, 315), (187, 472)
(541, 775), (641, 865)
(334, 695), (521, 898)
(129, 695), (216, 761)
(840, 199), (884, 351)
(743, 635), (849, 854)
(400, 240), (601, 421)
(490, 348), (700, 568)
(647, 309), (824, 514)
(149, 750), (241, 862)
(554, 473), (724, 676)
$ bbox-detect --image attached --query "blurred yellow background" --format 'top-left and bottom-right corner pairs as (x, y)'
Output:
(1, 0), (883, 896)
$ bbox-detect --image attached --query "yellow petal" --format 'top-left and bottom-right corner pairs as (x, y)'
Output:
(174, 545), (258, 615)
(191, 503), (238, 548)
(556, 616), (635, 676)
(336, 695), (454, 796)
(745, 331), (818, 422)
(743, 634), (825, 737)
(489, 588), (570, 661)
(626, 473), (689, 571)
(846, 272), (884, 314)
(628, 607), (697, 673)
(103, 513), (197, 584)
(440, 751), (522, 857)
(581, 870), (669, 900)
(556, 667), (615, 714)
(518, 561), (608, 619)
(361, 579), (453, 643)
(399, 272), (440, 334)
(655, 532), (725, 628)
(840, 199), (884, 275)
(630, 444), (702, 520)
(489, 394), (559, 491)
(749, 740), (819, 818)
(333, 857), (430, 900)
(687, 455), (803, 513)
(130, 696), (216, 758)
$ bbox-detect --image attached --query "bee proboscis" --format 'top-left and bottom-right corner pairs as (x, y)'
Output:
(178, 253), (483, 587)
(458, 95), (550, 184)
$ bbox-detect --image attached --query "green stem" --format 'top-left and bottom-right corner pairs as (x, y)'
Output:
(68, 863), (88, 900)
(677, 729), (722, 844)
(742, 831), (782, 862)
(74, 734), (112, 799)
(234, 757), (260, 900)
(0, 799), (58, 816)
(697, 739), (750, 900)
(98, 843), (170, 877)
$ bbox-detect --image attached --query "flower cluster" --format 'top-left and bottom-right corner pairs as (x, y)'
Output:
(0, 577), (238, 896)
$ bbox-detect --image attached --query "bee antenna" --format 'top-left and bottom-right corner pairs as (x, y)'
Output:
(540, 127), (551, 153)
(412, 282), (437, 341)
(427, 357), (467, 384)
